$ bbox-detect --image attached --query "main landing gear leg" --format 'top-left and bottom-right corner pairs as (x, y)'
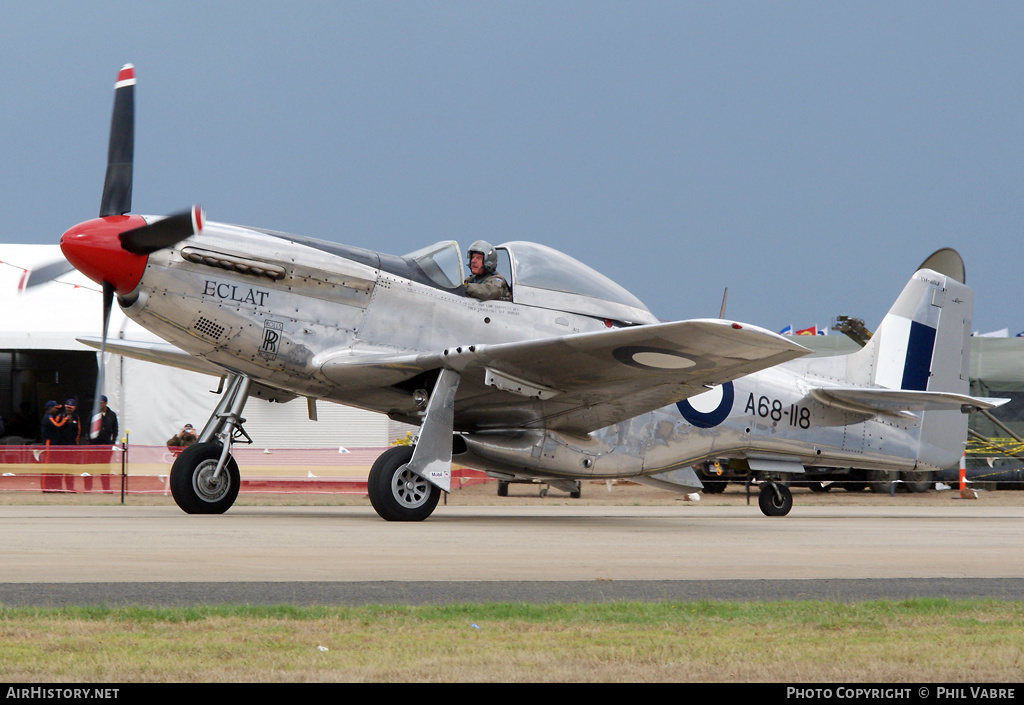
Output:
(368, 368), (460, 521)
(170, 374), (252, 514)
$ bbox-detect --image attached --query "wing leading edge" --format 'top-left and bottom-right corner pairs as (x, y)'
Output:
(77, 336), (225, 376)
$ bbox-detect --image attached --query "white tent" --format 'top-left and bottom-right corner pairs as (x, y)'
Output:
(1, 245), (398, 447)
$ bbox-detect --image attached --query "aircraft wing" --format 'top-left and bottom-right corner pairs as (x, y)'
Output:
(320, 319), (810, 434)
(78, 336), (299, 403)
(809, 387), (1009, 416)
(76, 336), (226, 377)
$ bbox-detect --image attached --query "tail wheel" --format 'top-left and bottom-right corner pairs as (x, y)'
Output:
(367, 445), (441, 522)
(758, 483), (793, 517)
(170, 442), (240, 514)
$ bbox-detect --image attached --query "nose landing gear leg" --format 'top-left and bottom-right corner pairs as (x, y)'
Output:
(170, 374), (252, 514)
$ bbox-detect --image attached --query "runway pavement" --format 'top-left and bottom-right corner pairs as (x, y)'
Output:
(1, 499), (1022, 606)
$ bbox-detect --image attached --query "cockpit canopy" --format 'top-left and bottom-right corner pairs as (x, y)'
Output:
(501, 241), (656, 324)
(404, 240), (465, 289)
(404, 240), (657, 325)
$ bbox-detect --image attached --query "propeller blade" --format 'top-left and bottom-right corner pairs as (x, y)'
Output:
(99, 64), (136, 218)
(18, 258), (76, 291)
(89, 281), (115, 440)
(119, 206), (205, 255)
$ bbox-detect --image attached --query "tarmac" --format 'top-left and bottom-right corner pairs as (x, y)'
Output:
(1, 482), (1022, 606)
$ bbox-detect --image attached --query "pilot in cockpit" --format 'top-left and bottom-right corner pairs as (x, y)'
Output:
(463, 240), (511, 302)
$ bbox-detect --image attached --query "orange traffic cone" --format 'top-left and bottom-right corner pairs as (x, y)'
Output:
(958, 452), (978, 499)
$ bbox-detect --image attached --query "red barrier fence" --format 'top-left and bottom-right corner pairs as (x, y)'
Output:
(0, 444), (488, 495)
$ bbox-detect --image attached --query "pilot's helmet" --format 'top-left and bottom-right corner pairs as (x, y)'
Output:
(467, 240), (497, 273)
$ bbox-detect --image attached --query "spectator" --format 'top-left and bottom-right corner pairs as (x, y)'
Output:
(167, 424), (198, 448)
(59, 399), (83, 445)
(91, 395), (119, 445)
(40, 401), (66, 445)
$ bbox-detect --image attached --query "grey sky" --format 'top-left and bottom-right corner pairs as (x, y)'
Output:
(4, 1), (1022, 334)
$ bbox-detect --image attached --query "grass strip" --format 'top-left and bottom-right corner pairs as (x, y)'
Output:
(1, 599), (1022, 682)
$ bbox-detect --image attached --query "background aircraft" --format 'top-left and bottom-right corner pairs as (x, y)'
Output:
(59, 66), (1003, 520)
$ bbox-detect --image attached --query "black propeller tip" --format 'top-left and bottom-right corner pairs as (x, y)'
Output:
(119, 206), (205, 255)
(18, 258), (76, 292)
(99, 64), (136, 218)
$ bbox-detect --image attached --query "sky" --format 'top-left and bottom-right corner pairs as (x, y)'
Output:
(4, 1), (1023, 336)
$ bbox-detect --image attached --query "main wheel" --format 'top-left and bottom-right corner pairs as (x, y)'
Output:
(367, 445), (441, 521)
(758, 482), (793, 517)
(169, 442), (240, 514)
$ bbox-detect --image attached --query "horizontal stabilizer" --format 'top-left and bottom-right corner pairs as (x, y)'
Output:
(809, 387), (1009, 416)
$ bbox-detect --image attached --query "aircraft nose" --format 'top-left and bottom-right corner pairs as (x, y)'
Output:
(60, 215), (149, 295)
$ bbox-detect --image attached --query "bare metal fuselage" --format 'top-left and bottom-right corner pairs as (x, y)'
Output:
(118, 221), (943, 487)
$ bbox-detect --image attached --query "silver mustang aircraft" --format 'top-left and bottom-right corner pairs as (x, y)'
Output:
(59, 65), (1003, 520)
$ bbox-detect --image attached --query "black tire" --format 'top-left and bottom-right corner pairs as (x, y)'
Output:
(570, 481), (581, 499)
(844, 482), (868, 493)
(902, 471), (933, 493)
(496, 480), (509, 497)
(868, 469), (898, 494)
(701, 479), (727, 494)
(758, 483), (793, 517)
(696, 465), (728, 494)
(808, 481), (831, 493)
(169, 442), (240, 514)
(367, 445), (441, 521)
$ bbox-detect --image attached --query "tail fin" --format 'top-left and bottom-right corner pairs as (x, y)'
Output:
(807, 263), (995, 469)
(855, 267), (971, 397)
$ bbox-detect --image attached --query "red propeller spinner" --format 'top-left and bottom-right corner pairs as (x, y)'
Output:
(60, 215), (149, 295)
(61, 206), (204, 295)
